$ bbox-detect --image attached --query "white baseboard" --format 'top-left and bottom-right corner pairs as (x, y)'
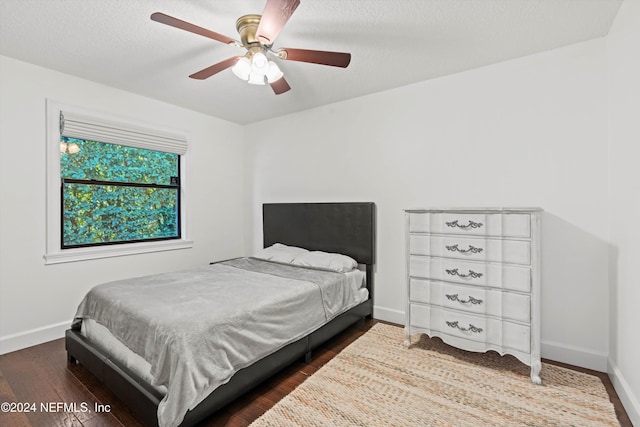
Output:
(608, 358), (640, 426)
(540, 339), (608, 372)
(373, 305), (405, 326)
(0, 321), (69, 355)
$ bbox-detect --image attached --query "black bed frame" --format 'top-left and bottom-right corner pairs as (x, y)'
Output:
(65, 202), (376, 427)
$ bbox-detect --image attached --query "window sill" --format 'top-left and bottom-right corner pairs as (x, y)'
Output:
(44, 239), (194, 265)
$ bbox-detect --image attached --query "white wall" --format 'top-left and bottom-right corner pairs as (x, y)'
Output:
(0, 56), (246, 353)
(246, 39), (611, 371)
(607, 0), (640, 424)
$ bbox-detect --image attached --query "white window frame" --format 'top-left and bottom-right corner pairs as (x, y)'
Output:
(44, 99), (192, 265)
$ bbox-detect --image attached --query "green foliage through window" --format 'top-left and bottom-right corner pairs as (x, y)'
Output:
(60, 137), (180, 248)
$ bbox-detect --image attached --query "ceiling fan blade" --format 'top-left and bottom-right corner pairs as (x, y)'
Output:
(189, 57), (240, 80)
(151, 12), (237, 45)
(256, 0), (301, 45)
(270, 76), (291, 95)
(277, 48), (351, 68)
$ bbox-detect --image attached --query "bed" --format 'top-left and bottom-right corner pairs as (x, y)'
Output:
(65, 202), (376, 427)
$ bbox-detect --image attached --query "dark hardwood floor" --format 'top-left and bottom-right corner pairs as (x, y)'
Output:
(0, 320), (632, 427)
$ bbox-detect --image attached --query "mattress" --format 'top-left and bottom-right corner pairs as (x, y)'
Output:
(75, 257), (366, 427)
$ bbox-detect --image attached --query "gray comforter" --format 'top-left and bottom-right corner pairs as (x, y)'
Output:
(74, 258), (366, 427)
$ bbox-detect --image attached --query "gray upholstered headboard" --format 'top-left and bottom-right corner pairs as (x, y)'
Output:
(262, 202), (376, 266)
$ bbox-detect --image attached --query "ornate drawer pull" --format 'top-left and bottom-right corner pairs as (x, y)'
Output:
(445, 244), (483, 254)
(445, 220), (483, 230)
(445, 268), (483, 279)
(446, 293), (483, 305)
(446, 320), (483, 333)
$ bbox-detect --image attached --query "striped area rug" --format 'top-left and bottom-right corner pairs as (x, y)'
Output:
(251, 323), (619, 427)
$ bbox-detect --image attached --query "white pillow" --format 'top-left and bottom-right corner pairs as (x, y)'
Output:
(254, 243), (309, 263)
(292, 250), (357, 273)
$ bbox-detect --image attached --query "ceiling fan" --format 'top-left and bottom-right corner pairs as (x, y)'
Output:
(151, 0), (351, 95)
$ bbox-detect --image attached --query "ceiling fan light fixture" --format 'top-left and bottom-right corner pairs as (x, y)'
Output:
(251, 51), (269, 74)
(231, 56), (251, 80)
(247, 72), (266, 85)
(265, 61), (283, 83)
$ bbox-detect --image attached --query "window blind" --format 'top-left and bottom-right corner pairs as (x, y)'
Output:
(60, 111), (188, 155)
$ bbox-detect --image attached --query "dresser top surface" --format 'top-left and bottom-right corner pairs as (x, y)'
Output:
(405, 207), (543, 214)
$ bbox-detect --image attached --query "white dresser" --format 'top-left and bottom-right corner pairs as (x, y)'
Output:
(404, 208), (542, 384)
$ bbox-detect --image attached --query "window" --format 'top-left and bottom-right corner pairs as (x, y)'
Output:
(60, 137), (181, 248)
(45, 101), (192, 264)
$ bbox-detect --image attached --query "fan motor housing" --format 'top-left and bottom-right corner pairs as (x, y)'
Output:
(236, 14), (262, 46)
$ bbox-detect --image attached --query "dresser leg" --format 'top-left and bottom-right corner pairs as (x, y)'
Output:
(403, 327), (411, 348)
(530, 360), (542, 384)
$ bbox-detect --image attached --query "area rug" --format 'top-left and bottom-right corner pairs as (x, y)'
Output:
(250, 323), (619, 427)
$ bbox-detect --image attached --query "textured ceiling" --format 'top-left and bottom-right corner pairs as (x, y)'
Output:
(0, 0), (622, 125)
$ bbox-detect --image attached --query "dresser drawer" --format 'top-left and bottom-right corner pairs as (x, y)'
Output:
(409, 279), (531, 323)
(409, 212), (531, 238)
(409, 256), (531, 292)
(409, 235), (531, 265)
(410, 304), (530, 353)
